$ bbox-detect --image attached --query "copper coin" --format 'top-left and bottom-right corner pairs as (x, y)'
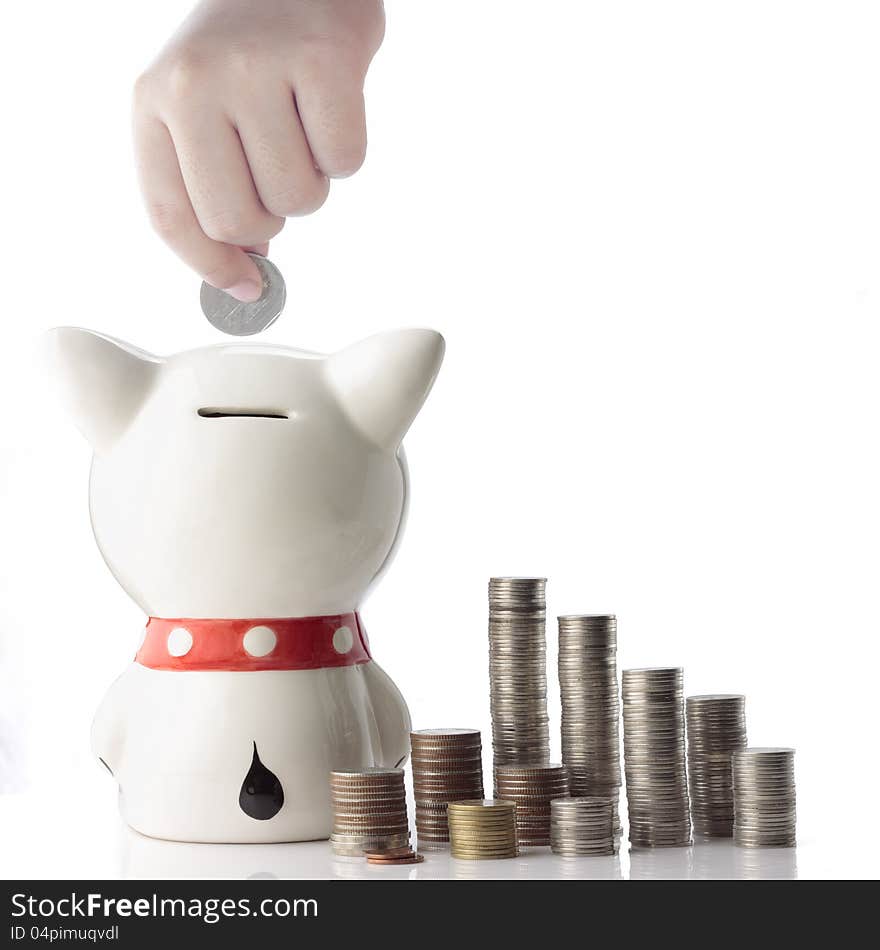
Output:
(367, 854), (425, 865)
(364, 851), (416, 862)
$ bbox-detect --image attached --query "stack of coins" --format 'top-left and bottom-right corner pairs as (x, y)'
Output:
(410, 728), (485, 846)
(732, 748), (796, 848)
(494, 764), (570, 846)
(363, 847), (424, 866)
(488, 577), (551, 768)
(329, 768), (410, 856)
(686, 694), (748, 837)
(622, 667), (692, 848)
(550, 797), (619, 856)
(447, 799), (518, 860)
(557, 614), (622, 826)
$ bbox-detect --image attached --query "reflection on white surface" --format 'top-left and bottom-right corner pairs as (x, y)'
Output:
(122, 833), (333, 881)
(624, 839), (796, 881)
(628, 845), (694, 880)
(553, 855), (624, 881)
(706, 840), (798, 880)
(0, 789), (802, 879)
(120, 827), (796, 880)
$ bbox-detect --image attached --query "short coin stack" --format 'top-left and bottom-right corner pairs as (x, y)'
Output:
(329, 768), (410, 856)
(550, 797), (619, 856)
(557, 614), (622, 825)
(363, 847), (424, 866)
(732, 748), (797, 848)
(410, 728), (484, 846)
(622, 667), (692, 848)
(447, 799), (519, 860)
(488, 577), (551, 769)
(686, 694), (748, 837)
(494, 764), (570, 846)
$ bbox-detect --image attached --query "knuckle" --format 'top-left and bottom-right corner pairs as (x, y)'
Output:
(132, 70), (156, 109)
(159, 50), (211, 103)
(261, 214), (286, 240)
(225, 41), (264, 77)
(264, 178), (329, 217)
(320, 140), (367, 178)
(146, 201), (189, 241)
(200, 208), (282, 245)
(296, 43), (362, 86)
(298, 20), (380, 71)
(200, 210), (249, 244)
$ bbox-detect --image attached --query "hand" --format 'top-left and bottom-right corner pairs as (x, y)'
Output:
(133, 0), (385, 300)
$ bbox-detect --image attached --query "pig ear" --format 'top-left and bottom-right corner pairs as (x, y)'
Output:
(41, 327), (163, 454)
(325, 329), (445, 449)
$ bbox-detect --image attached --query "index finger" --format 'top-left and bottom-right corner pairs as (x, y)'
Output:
(134, 114), (264, 302)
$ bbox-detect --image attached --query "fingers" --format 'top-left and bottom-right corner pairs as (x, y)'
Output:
(132, 18), (381, 294)
(166, 112), (285, 247)
(133, 115), (265, 301)
(235, 84), (330, 217)
(293, 59), (369, 179)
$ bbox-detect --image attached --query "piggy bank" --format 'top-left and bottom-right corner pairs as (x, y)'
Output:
(44, 326), (444, 843)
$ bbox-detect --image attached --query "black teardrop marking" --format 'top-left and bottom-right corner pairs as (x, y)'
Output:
(239, 742), (284, 820)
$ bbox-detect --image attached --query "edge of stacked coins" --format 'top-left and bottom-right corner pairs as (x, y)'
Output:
(733, 747), (796, 848)
(494, 764), (570, 846)
(411, 728), (484, 846)
(364, 847), (424, 866)
(447, 799), (518, 859)
(489, 578), (551, 768)
(550, 796), (619, 856)
(557, 614), (622, 835)
(622, 667), (692, 848)
(686, 694), (747, 837)
(329, 768), (410, 856)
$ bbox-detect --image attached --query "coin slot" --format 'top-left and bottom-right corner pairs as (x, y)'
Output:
(198, 408), (288, 420)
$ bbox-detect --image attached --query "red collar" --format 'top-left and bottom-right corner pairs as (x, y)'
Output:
(135, 613), (371, 672)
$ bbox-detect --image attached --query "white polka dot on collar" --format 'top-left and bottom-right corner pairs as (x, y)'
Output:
(243, 625), (277, 657)
(167, 627), (193, 657)
(332, 625), (354, 654)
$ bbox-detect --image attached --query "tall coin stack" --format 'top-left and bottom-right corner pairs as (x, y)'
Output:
(410, 728), (484, 847)
(732, 748), (797, 848)
(686, 694), (748, 837)
(329, 768), (410, 856)
(447, 799), (519, 860)
(488, 577), (551, 769)
(550, 797), (619, 856)
(494, 764), (570, 846)
(622, 667), (692, 848)
(557, 615), (622, 821)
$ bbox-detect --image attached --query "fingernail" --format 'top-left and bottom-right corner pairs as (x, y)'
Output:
(224, 278), (263, 303)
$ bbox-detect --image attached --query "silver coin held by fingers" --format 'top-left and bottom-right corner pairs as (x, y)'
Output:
(200, 254), (286, 336)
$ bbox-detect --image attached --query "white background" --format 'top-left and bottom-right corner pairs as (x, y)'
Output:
(1, 1), (878, 879)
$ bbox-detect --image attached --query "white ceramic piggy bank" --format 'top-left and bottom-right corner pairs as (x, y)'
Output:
(44, 326), (444, 843)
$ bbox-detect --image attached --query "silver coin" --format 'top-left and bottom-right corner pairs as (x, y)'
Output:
(200, 254), (286, 336)
(550, 796), (619, 855)
(488, 577), (552, 772)
(557, 615), (622, 803)
(622, 666), (692, 848)
(686, 694), (748, 836)
(732, 747), (797, 847)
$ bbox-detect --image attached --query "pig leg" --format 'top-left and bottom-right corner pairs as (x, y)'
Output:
(361, 660), (411, 768)
(90, 672), (128, 777)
